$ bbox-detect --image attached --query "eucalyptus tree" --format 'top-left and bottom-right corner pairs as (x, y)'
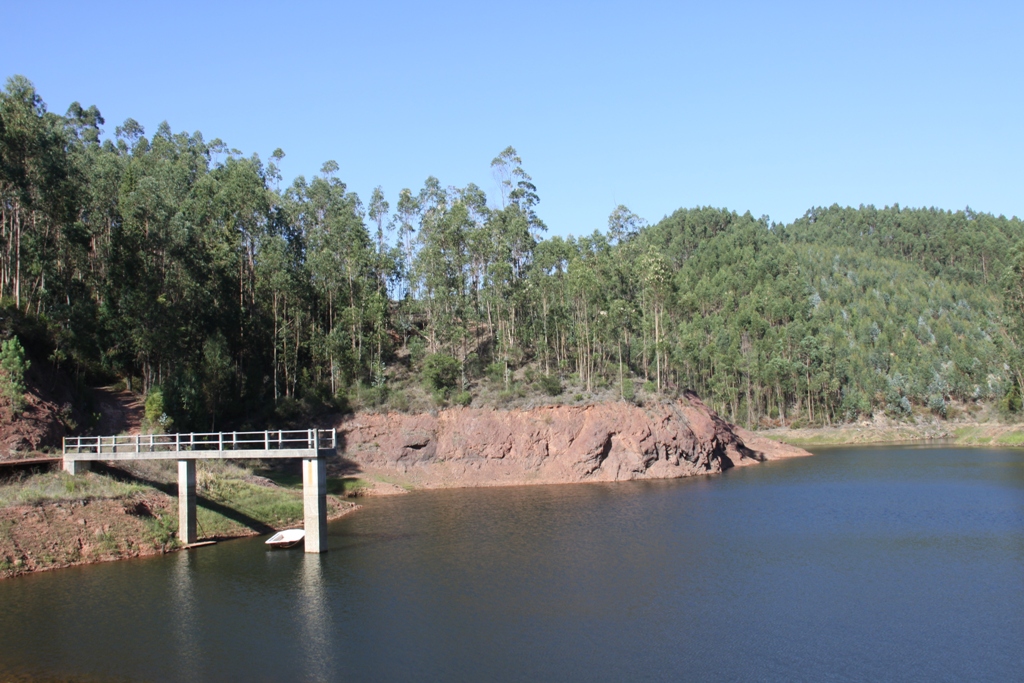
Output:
(294, 162), (373, 394)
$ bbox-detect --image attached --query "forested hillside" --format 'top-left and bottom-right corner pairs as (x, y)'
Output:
(2, 75), (1023, 431)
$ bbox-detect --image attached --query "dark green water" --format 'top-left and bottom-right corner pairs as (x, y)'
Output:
(1, 446), (1023, 682)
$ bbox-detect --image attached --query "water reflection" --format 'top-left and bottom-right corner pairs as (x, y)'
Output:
(297, 554), (335, 682)
(0, 447), (1022, 682)
(171, 550), (200, 681)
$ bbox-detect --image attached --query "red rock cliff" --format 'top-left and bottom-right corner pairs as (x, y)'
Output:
(333, 391), (809, 488)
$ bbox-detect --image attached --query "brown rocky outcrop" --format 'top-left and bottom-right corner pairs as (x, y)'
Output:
(334, 391), (810, 488)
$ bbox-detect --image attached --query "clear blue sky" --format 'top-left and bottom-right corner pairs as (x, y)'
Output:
(3, 0), (1022, 235)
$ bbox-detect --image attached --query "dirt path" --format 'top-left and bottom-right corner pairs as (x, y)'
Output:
(92, 387), (144, 436)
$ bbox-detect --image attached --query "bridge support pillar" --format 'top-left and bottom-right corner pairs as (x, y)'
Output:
(63, 458), (89, 475)
(178, 460), (197, 545)
(303, 457), (328, 553)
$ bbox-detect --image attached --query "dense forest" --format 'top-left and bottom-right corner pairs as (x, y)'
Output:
(3, 75), (1024, 431)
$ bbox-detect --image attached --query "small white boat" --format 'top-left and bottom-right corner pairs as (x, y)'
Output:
(265, 529), (305, 549)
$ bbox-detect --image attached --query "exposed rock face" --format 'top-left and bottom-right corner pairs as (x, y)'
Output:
(334, 391), (810, 488)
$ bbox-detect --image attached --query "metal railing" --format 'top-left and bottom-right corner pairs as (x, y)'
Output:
(63, 428), (337, 456)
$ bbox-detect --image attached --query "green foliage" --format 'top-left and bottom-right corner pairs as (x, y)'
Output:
(452, 390), (473, 407)
(273, 396), (302, 421)
(4, 75), (1024, 428)
(422, 353), (461, 393)
(999, 380), (1022, 417)
(486, 362), (505, 384)
(143, 389), (171, 432)
(359, 384), (388, 408)
(386, 389), (410, 412)
(407, 336), (427, 364)
(840, 387), (870, 421)
(141, 392), (161, 425)
(0, 336), (29, 411)
(537, 373), (562, 396)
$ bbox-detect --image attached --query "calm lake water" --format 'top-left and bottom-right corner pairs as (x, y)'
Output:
(1, 446), (1023, 682)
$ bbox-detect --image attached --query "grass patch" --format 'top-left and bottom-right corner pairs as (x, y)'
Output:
(339, 477), (370, 494)
(953, 426), (987, 443)
(0, 471), (147, 508)
(260, 471), (302, 489)
(196, 478), (304, 536)
(143, 514), (179, 548)
(994, 431), (1024, 445)
(261, 470), (371, 496)
(370, 473), (415, 491)
(95, 531), (120, 555)
(773, 432), (854, 446)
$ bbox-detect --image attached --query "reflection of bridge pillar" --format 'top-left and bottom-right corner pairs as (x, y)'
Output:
(178, 460), (197, 545)
(303, 457), (328, 553)
(63, 458), (89, 475)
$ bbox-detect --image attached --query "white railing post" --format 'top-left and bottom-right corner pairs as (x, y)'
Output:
(218, 432), (223, 453)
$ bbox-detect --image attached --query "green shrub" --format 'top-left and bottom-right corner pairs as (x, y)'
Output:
(387, 389), (410, 412)
(408, 336), (427, 364)
(1000, 380), (1022, 417)
(143, 388), (173, 432)
(622, 379), (636, 402)
(928, 393), (948, 418)
(144, 389), (163, 424)
(643, 381), (656, 394)
(422, 354), (461, 392)
(462, 352), (483, 378)
(332, 393), (352, 414)
(537, 374), (562, 396)
(486, 362), (505, 384)
(0, 336), (30, 411)
(273, 396), (302, 421)
(361, 385), (388, 408)
(452, 390), (472, 407)
(840, 387), (870, 421)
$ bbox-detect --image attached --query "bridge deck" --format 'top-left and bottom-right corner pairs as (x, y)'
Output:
(63, 429), (337, 461)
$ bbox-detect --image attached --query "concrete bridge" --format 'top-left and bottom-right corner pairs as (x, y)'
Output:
(62, 429), (337, 553)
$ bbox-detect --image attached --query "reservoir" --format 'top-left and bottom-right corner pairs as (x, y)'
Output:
(1, 446), (1023, 682)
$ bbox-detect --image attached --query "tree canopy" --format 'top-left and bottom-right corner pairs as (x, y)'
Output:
(2, 75), (1022, 429)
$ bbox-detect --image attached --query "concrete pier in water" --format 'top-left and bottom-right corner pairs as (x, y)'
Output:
(178, 460), (198, 545)
(303, 457), (328, 553)
(62, 429), (336, 553)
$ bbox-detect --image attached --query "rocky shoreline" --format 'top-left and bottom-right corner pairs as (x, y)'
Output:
(2, 392), (807, 580)
(332, 391), (811, 489)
